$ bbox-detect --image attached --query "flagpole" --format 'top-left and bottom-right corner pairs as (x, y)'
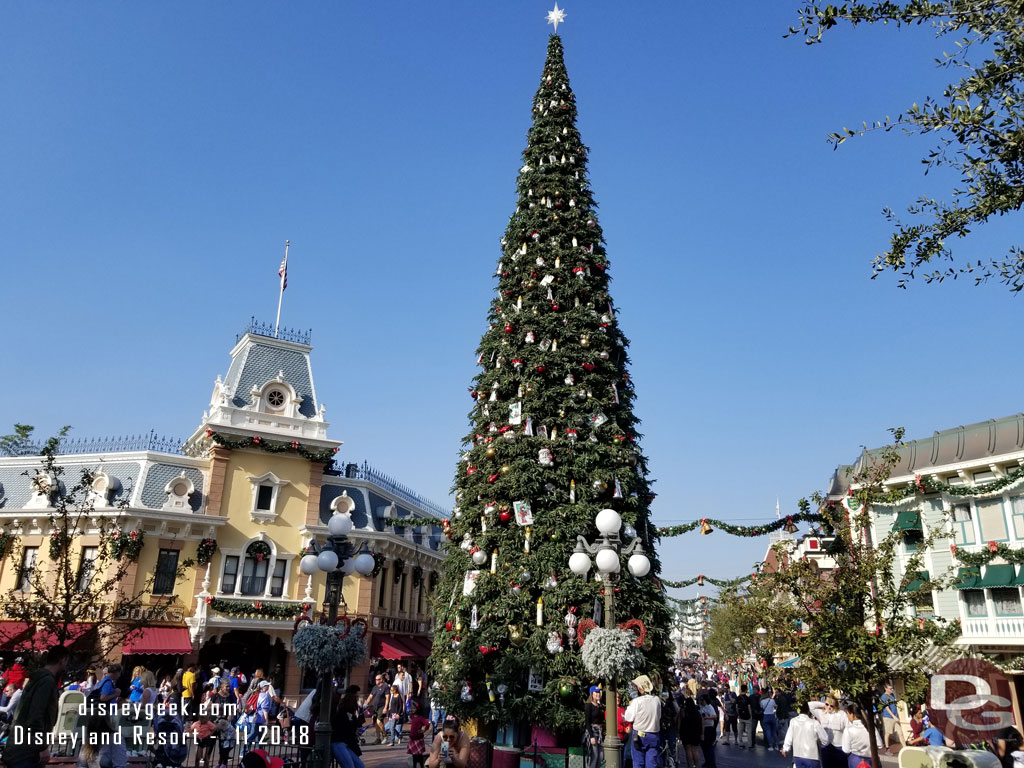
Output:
(275, 240), (289, 338)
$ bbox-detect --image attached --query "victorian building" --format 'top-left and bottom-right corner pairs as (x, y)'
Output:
(0, 319), (446, 702)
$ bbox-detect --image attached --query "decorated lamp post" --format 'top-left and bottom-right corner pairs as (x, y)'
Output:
(299, 495), (376, 768)
(569, 508), (651, 768)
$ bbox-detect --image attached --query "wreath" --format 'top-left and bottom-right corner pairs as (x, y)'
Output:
(393, 559), (406, 583)
(581, 627), (644, 681)
(370, 553), (386, 577)
(246, 540), (272, 562)
(49, 529), (71, 560)
(109, 529), (145, 562)
(196, 537), (218, 567)
(412, 566), (424, 588)
(429, 571), (440, 592)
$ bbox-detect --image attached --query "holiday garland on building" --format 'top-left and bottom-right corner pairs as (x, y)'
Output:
(206, 430), (338, 463)
(951, 541), (1024, 566)
(246, 540), (272, 561)
(427, 33), (671, 733)
(207, 597), (308, 620)
(196, 537), (218, 567)
(109, 529), (145, 562)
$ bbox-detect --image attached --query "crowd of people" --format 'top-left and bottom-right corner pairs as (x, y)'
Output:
(581, 661), (1024, 768)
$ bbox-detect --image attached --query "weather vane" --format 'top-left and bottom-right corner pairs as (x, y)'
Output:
(546, 3), (566, 32)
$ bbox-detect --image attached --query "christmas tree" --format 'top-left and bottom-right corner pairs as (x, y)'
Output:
(429, 34), (671, 732)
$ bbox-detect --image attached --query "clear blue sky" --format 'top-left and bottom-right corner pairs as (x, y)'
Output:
(3, 2), (1020, 601)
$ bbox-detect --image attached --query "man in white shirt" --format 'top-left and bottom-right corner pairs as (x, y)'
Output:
(623, 675), (661, 768)
(397, 669), (413, 701)
(781, 701), (828, 768)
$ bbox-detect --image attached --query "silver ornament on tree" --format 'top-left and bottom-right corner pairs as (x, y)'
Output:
(565, 607), (579, 649)
(547, 631), (564, 654)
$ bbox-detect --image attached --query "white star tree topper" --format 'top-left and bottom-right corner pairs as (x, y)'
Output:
(546, 3), (566, 32)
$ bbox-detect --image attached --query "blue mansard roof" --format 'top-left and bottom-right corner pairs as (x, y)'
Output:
(224, 334), (318, 418)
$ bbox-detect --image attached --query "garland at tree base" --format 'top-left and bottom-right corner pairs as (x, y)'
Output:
(207, 597), (309, 620)
(658, 575), (750, 590)
(658, 512), (823, 538)
(951, 541), (1024, 566)
(206, 431), (339, 463)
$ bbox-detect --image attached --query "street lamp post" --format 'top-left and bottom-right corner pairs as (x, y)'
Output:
(568, 508), (651, 768)
(299, 497), (377, 768)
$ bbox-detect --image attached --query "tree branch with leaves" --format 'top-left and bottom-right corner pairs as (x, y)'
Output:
(789, 1), (1024, 291)
(0, 425), (193, 666)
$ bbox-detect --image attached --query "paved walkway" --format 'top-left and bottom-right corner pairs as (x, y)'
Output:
(356, 740), (902, 768)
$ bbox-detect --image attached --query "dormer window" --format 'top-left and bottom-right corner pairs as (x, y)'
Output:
(25, 472), (57, 509)
(266, 389), (287, 409)
(87, 471), (115, 509)
(247, 472), (289, 523)
(163, 473), (196, 511)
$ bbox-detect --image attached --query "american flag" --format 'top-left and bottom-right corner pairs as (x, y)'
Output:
(278, 250), (288, 291)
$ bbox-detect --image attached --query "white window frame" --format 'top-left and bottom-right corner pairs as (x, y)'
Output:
(246, 472), (289, 523)
(162, 473), (195, 511)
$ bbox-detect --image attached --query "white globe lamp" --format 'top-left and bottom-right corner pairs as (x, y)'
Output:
(595, 508), (622, 535)
(300, 554), (319, 575)
(627, 553), (651, 578)
(569, 551), (592, 576)
(595, 547), (620, 573)
(341, 557), (357, 575)
(317, 549), (339, 572)
(328, 512), (354, 537)
(354, 552), (376, 575)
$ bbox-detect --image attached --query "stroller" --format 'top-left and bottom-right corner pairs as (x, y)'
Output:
(152, 713), (189, 768)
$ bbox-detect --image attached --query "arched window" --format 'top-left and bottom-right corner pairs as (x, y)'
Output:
(240, 540), (273, 596)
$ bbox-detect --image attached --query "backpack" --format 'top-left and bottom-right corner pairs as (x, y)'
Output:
(244, 690), (260, 715)
(736, 694), (750, 720)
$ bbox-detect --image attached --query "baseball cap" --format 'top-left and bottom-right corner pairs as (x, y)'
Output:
(589, 686), (601, 694)
(259, 680), (271, 688)
(242, 749), (283, 768)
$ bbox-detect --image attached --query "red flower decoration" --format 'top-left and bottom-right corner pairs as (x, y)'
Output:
(951, 543), (958, 554)
(206, 429), (214, 437)
(291, 441), (299, 450)
(253, 436), (261, 444)
(205, 597), (213, 605)
(988, 541), (999, 553)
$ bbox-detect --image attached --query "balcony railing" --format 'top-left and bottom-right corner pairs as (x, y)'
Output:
(238, 317), (312, 346)
(5, 430), (185, 458)
(961, 616), (1024, 641)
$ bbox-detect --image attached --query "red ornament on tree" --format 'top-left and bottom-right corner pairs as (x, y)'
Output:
(504, 323), (513, 333)
(499, 509), (512, 524)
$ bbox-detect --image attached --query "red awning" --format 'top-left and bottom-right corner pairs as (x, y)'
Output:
(405, 637), (432, 658)
(0, 622), (93, 652)
(370, 634), (419, 660)
(123, 627), (193, 655)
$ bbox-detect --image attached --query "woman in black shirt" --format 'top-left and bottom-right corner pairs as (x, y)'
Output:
(584, 686), (604, 768)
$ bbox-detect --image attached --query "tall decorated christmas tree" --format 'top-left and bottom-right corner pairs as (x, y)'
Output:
(429, 25), (671, 733)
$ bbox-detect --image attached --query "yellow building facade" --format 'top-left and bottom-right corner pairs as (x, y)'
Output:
(0, 322), (446, 703)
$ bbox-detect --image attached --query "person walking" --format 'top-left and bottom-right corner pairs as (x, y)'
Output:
(623, 675), (662, 768)
(720, 689), (738, 746)
(3, 645), (70, 768)
(735, 684), (753, 749)
(698, 694), (718, 768)
(878, 684), (904, 754)
(406, 701), (430, 768)
(366, 674), (390, 745)
(810, 696), (847, 768)
(584, 686), (604, 768)
(781, 701), (828, 768)
(384, 684), (404, 745)
(841, 702), (874, 768)
(676, 695), (702, 768)
(761, 688), (779, 750)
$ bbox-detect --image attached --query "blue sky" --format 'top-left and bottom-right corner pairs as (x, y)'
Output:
(3, 2), (1021, 601)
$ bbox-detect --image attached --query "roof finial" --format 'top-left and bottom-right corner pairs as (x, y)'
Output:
(546, 3), (566, 32)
